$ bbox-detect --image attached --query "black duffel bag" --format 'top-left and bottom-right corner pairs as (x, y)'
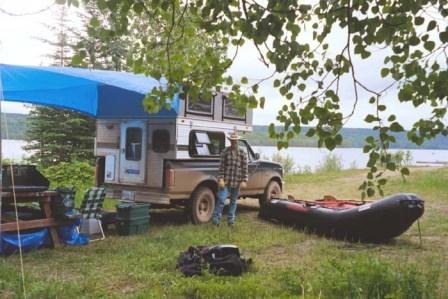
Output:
(176, 245), (252, 277)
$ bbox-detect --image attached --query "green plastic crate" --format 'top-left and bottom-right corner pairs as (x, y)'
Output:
(116, 203), (150, 220)
(116, 216), (150, 236)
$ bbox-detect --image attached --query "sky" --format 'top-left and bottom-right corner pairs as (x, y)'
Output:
(0, 0), (436, 129)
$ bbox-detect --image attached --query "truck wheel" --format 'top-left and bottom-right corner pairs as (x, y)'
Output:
(190, 186), (215, 224)
(259, 180), (281, 207)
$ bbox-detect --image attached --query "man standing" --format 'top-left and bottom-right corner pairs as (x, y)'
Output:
(212, 131), (248, 227)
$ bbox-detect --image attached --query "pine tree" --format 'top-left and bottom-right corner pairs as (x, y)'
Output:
(25, 5), (95, 167)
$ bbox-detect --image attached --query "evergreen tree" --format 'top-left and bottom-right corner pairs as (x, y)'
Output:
(25, 5), (95, 167)
(25, 107), (94, 166)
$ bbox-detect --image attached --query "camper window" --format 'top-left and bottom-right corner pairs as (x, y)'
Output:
(125, 127), (142, 161)
(186, 96), (214, 116)
(195, 132), (211, 144)
(189, 130), (225, 157)
(222, 95), (246, 120)
(152, 129), (170, 153)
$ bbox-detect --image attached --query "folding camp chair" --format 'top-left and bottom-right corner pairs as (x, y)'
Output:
(79, 187), (106, 241)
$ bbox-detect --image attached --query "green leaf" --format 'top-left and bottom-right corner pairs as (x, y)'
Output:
(365, 114), (378, 123)
(386, 162), (396, 171)
(427, 20), (437, 31)
(241, 77), (248, 84)
(365, 136), (375, 143)
(380, 68), (389, 78)
(387, 114), (396, 122)
(424, 41), (435, 51)
(409, 35), (420, 46)
(259, 97), (266, 109)
(306, 128), (315, 137)
(324, 138), (336, 150)
(414, 16), (424, 25)
(274, 79), (281, 88)
(390, 122), (404, 132)
(440, 31), (448, 43)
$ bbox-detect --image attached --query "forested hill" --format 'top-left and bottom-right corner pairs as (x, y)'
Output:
(1, 113), (447, 149)
(1, 113), (27, 139)
(245, 126), (448, 150)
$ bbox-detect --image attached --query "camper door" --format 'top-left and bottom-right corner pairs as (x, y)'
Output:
(119, 121), (146, 184)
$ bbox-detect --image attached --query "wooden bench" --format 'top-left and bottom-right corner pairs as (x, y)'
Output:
(1, 191), (74, 248)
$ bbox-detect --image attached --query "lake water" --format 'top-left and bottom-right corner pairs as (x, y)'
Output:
(252, 146), (448, 171)
(2, 139), (447, 171)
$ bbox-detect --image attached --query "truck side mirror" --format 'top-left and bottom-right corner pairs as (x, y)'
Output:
(255, 153), (260, 160)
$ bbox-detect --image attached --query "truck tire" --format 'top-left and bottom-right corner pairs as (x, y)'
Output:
(259, 180), (281, 207)
(190, 186), (216, 224)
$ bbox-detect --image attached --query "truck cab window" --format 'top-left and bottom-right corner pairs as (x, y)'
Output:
(189, 131), (225, 157)
(125, 127), (142, 161)
(238, 140), (255, 161)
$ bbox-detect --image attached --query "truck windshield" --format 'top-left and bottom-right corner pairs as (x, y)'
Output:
(238, 140), (255, 161)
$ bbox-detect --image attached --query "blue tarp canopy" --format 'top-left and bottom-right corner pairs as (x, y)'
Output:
(0, 64), (179, 119)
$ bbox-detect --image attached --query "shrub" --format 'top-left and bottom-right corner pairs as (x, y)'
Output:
(392, 150), (413, 168)
(40, 160), (95, 205)
(271, 152), (296, 175)
(316, 153), (343, 172)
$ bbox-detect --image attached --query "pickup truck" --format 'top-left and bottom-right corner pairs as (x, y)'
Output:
(163, 139), (283, 223)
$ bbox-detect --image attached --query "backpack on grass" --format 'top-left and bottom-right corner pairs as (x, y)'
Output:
(176, 245), (252, 277)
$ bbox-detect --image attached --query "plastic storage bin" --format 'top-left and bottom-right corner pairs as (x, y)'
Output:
(116, 216), (150, 235)
(115, 203), (151, 235)
(116, 203), (150, 219)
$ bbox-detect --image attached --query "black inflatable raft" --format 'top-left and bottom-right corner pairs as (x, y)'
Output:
(259, 193), (424, 242)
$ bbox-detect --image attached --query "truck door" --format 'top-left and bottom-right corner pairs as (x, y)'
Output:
(238, 140), (262, 192)
(119, 121), (146, 184)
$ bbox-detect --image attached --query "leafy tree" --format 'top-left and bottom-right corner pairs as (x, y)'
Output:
(71, 2), (131, 70)
(58, 0), (448, 198)
(25, 5), (95, 167)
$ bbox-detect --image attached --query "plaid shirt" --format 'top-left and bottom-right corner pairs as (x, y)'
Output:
(218, 146), (248, 188)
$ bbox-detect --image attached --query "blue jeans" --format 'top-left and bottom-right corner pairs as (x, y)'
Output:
(212, 186), (240, 225)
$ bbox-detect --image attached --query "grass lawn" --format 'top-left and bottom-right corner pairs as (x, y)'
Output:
(1, 167), (447, 298)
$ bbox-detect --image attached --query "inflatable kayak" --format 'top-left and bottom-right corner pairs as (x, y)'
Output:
(259, 193), (424, 242)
